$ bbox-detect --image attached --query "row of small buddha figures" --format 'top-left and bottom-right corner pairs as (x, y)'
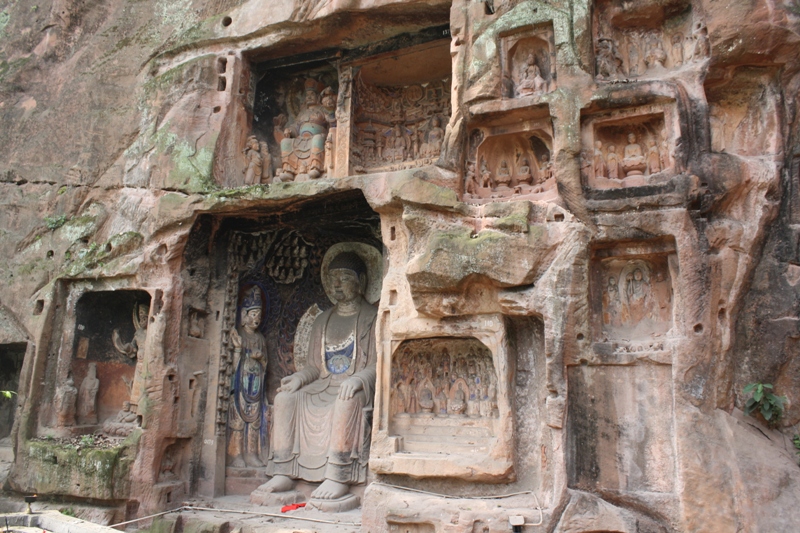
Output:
(390, 350), (499, 419)
(353, 117), (446, 169)
(590, 133), (667, 180)
(595, 22), (710, 80)
(465, 154), (553, 199)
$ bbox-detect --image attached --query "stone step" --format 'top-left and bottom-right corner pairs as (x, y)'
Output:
(401, 438), (492, 454)
(392, 414), (495, 429)
(398, 433), (494, 445)
(392, 424), (492, 437)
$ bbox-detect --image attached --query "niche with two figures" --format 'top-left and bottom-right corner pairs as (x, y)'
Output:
(68, 290), (152, 427)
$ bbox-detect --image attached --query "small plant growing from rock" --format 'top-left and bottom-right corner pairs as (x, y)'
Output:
(743, 382), (786, 427)
(79, 434), (95, 448)
(44, 215), (67, 230)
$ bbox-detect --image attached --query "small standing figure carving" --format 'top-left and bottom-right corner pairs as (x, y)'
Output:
(646, 139), (661, 174)
(465, 161), (480, 196)
(480, 159), (494, 189)
(627, 38), (640, 76)
(671, 34), (684, 67)
(55, 374), (78, 427)
(606, 145), (620, 179)
(644, 37), (667, 71)
(112, 302), (149, 415)
(692, 23), (710, 61)
(78, 362), (100, 425)
(593, 140), (607, 178)
(243, 135), (263, 186)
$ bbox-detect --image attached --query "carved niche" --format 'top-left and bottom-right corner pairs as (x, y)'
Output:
(464, 118), (558, 204)
(581, 102), (678, 189)
(66, 290), (152, 430)
(591, 239), (677, 347)
(389, 338), (499, 454)
(593, 0), (708, 81)
(501, 24), (556, 99)
(251, 64), (339, 183)
(348, 39), (452, 174)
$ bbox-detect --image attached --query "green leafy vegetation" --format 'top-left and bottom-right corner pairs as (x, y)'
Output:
(743, 382), (787, 427)
(44, 215), (68, 230)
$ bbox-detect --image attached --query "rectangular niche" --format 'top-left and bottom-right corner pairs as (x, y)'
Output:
(390, 337), (498, 451)
(581, 101), (678, 190)
(592, 0), (703, 81)
(464, 116), (559, 205)
(251, 60), (339, 183)
(590, 239), (677, 349)
(375, 335), (513, 481)
(347, 39), (451, 174)
(500, 23), (556, 99)
(70, 290), (152, 426)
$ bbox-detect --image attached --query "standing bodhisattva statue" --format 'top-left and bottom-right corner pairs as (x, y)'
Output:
(254, 248), (378, 510)
(112, 301), (149, 415)
(228, 286), (268, 468)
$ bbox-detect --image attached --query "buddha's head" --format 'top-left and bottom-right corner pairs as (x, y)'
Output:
(328, 252), (367, 304)
(628, 133), (637, 143)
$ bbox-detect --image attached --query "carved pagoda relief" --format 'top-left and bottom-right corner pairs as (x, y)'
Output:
(581, 103), (678, 189)
(593, 0), (708, 81)
(464, 120), (558, 204)
(591, 240), (677, 346)
(251, 65), (339, 183)
(501, 24), (556, 99)
(348, 39), (452, 174)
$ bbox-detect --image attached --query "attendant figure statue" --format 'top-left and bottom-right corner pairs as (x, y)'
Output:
(671, 34), (684, 67)
(464, 161), (480, 196)
(55, 374), (78, 427)
(78, 363), (100, 425)
(596, 38), (624, 80)
(646, 139), (661, 174)
(243, 135), (263, 186)
(480, 159), (494, 189)
(621, 133), (647, 176)
(273, 80), (336, 182)
(256, 249), (379, 509)
(426, 117), (445, 159)
(113, 302), (149, 415)
(593, 140), (607, 178)
(228, 286), (268, 468)
(606, 145), (621, 179)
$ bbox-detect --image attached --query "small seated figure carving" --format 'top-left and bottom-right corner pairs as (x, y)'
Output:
(273, 80), (335, 182)
(646, 139), (661, 174)
(102, 401), (138, 437)
(418, 387), (434, 414)
(448, 384), (467, 416)
(621, 133), (646, 176)
(645, 38), (667, 71)
(606, 145), (621, 179)
(515, 54), (547, 97)
(515, 157), (534, 187)
(494, 160), (513, 189)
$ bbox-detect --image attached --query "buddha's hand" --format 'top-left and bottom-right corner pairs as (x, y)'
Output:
(338, 377), (363, 400)
(230, 328), (242, 350)
(278, 374), (303, 394)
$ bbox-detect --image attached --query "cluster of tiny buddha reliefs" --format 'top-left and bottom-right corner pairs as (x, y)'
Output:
(390, 343), (498, 420)
(350, 74), (450, 173)
(595, 22), (710, 81)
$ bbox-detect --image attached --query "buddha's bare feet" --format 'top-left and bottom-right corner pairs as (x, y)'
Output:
(229, 456), (246, 468)
(260, 474), (294, 493)
(311, 479), (349, 500)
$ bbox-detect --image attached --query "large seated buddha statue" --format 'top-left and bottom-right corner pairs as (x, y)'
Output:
(251, 244), (381, 512)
